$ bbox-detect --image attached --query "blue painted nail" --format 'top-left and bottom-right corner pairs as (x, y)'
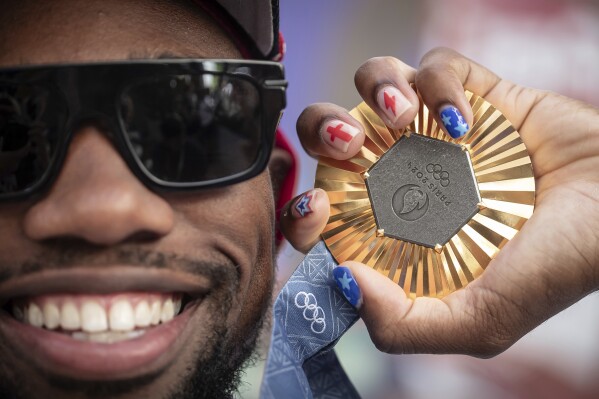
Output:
(332, 266), (363, 308)
(439, 105), (469, 138)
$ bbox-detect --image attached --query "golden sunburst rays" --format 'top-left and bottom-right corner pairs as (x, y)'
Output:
(315, 91), (535, 299)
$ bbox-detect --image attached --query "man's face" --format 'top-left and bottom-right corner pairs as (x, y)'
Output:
(0, 1), (276, 397)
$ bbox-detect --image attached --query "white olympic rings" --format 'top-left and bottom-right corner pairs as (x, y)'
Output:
(294, 291), (326, 334)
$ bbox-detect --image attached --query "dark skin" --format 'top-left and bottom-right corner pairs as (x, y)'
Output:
(0, 0), (287, 398)
(282, 52), (599, 357)
(7, 0), (597, 396)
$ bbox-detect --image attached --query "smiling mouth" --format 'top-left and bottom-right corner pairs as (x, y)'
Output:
(5, 293), (195, 343)
(5, 292), (192, 343)
(0, 266), (223, 380)
(0, 266), (214, 339)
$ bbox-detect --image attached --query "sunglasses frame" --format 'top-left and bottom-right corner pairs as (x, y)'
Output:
(0, 59), (287, 201)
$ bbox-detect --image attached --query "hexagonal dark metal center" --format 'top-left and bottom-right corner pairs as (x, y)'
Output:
(365, 133), (481, 248)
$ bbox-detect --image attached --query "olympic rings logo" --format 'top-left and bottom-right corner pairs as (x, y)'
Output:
(426, 163), (450, 187)
(294, 291), (326, 334)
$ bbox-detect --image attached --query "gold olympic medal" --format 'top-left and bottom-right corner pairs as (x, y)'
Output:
(316, 91), (535, 298)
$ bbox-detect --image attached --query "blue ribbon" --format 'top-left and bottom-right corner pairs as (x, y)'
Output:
(260, 241), (361, 398)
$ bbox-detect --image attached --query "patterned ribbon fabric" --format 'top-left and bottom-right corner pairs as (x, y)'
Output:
(260, 241), (361, 398)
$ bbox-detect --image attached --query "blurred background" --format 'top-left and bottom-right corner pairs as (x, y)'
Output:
(239, 1), (599, 398)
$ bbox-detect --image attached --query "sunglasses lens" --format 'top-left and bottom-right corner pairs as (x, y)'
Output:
(0, 83), (65, 195)
(120, 73), (263, 184)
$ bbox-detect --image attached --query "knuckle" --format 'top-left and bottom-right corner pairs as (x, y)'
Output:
(416, 61), (454, 81)
(420, 46), (457, 66)
(365, 301), (422, 355)
(414, 66), (455, 102)
(414, 64), (441, 86)
(467, 326), (511, 358)
(418, 47), (468, 81)
(464, 288), (520, 358)
(448, 57), (470, 80)
(363, 305), (407, 354)
(469, 335), (511, 359)
(354, 56), (402, 84)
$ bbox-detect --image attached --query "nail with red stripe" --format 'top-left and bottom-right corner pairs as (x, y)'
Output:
(321, 120), (360, 153)
(376, 85), (411, 126)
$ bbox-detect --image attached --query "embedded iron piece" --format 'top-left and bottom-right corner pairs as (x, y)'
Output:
(364, 133), (481, 248)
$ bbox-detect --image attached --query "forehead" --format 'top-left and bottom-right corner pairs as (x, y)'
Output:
(0, 0), (241, 66)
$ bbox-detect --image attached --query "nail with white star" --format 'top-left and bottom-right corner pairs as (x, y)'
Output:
(291, 190), (317, 219)
(439, 105), (469, 139)
(332, 266), (362, 309)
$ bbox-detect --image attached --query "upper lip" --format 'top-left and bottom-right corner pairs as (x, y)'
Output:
(0, 266), (212, 306)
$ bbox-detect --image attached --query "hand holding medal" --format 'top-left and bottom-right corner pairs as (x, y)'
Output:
(279, 48), (599, 356)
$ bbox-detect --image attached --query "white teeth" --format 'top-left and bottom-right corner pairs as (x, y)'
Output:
(150, 300), (161, 325)
(161, 298), (174, 323)
(173, 297), (182, 315)
(61, 302), (81, 330)
(43, 303), (60, 330)
(109, 300), (135, 332)
(16, 294), (185, 338)
(72, 330), (146, 344)
(134, 301), (151, 328)
(27, 303), (44, 327)
(81, 301), (108, 333)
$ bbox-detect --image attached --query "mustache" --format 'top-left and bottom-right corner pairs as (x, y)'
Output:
(0, 238), (240, 288)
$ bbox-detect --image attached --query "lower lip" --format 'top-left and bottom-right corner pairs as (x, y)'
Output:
(0, 302), (197, 380)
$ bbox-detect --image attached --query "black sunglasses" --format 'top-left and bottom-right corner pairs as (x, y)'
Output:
(0, 59), (287, 200)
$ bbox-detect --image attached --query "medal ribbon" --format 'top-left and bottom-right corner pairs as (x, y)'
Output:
(260, 241), (361, 398)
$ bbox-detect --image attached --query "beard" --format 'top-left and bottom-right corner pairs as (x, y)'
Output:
(0, 243), (273, 399)
(170, 289), (269, 399)
(0, 297), (268, 399)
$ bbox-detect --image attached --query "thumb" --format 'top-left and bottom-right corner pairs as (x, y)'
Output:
(333, 261), (501, 356)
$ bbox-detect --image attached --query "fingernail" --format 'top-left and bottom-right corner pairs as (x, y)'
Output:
(332, 266), (362, 309)
(291, 190), (317, 218)
(376, 85), (411, 126)
(322, 120), (360, 153)
(439, 105), (469, 138)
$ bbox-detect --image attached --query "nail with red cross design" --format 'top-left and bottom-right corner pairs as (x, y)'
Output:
(321, 120), (360, 153)
(376, 85), (411, 127)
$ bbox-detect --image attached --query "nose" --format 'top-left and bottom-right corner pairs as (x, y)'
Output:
(23, 127), (174, 245)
